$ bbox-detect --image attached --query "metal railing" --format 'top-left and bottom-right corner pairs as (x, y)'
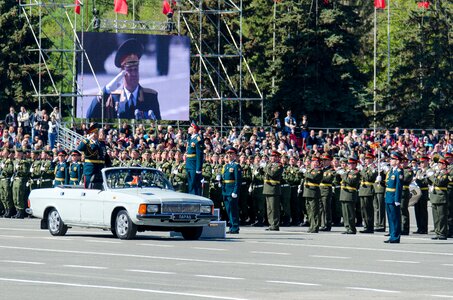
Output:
(56, 126), (84, 150)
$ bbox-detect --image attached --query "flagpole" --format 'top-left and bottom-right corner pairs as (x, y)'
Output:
(373, 6), (380, 172)
(387, 0), (390, 84)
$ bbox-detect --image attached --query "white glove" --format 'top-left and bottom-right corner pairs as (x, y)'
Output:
(395, 202), (401, 206)
(426, 171), (434, 177)
(218, 182), (222, 188)
(376, 175), (382, 182)
(196, 171), (202, 174)
(231, 193), (238, 198)
(259, 162), (266, 168)
(172, 169), (178, 175)
(29, 167), (33, 173)
(40, 166), (45, 171)
(297, 185), (302, 194)
(105, 70), (125, 93)
(248, 185), (253, 193)
(253, 170), (259, 175)
(201, 178), (206, 184)
(216, 174), (221, 181)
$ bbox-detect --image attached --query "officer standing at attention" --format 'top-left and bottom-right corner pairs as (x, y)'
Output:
(384, 152), (403, 244)
(359, 153), (377, 233)
(303, 156), (323, 233)
(427, 157), (449, 240)
(320, 154), (334, 231)
(0, 148), (15, 218)
(444, 152), (453, 238)
(12, 149), (31, 219)
(263, 151), (283, 231)
(222, 147), (241, 234)
(77, 124), (110, 189)
(339, 157), (361, 234)
(400, 155), (414, 235)
(186, 123), (204, 195)
(69, 150), (83, 185)
(414, 155), (430, 234)
(54, 150), (69, 187)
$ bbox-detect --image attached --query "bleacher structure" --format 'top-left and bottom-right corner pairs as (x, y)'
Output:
(17, 0), (263, 149)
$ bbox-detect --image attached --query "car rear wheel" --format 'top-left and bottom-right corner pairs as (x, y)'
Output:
(48, 208), (68, 236)
(115, 210), (137, 240)
(181, 227), (203, 240)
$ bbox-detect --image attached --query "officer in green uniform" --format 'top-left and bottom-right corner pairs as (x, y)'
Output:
(12, 149), (31, 219)
(201, 158), (212, 199)
(263, 151), (283, 231)
(186, 123), (204, 196)
(427, 157), (449, 240)
(359, 153), (377, 233)
(331, 157), (343, 226)
(40, 151), (55, 188)
(400, 155), (414, 235)
(414, 155), (430, 234)
(28, 150), (42, 192)
(209, 153), (224, 218)
(222, 147), (241, 234)
(302, 156), (323, 233)
(373, 155), (387, 232)
(445, 152), (453, 238)
(280, 155), (292, 226)
(239, 153), (252, 225)
(128, 148), (142, 167)
(170, 150), (187, 193)
(320, 154), (335, 231)
(0, 147), (15, 218)
(250, 155), (266, 226)
(69, 150), (83, 185)
(285, 156), (302, 226)
(339, 157), (361, 234)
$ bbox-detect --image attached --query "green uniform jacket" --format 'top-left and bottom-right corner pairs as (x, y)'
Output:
(402, 167), (414, 194)
(428, 170), (449, 204)
(320, 167), (335, 197)
(340, 169), (361, 202)
(359, 166), (377, 197)
(284, 165), (302, 186)
(263, 163), (283, 196)
(302, 168), (323, 198)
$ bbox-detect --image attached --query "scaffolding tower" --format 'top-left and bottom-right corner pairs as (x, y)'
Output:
(18, 0), (263, 131)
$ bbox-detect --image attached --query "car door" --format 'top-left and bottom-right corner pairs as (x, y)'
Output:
(56, 188), (81, 223)
(79, 189), (105, 225)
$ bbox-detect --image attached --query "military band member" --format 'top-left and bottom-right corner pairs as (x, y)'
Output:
(250, 155), (266, 226)
(40, 151), (56, 188)
(222, 147), (241, 234)
(400, 156), (414, 235)
(280, 155), (292, 226)
(359, 153), (377, 233)
(286, 156), (303, 226)
(28, 150), (42, 191)
(445, 152), (453, 238)
(54, 150), (69, 187)
(264, 151), (283, 231)
(69, 150), (83, 185)
(303, 156), (323, 233)
(427, 157), (449, 240)
(186, 123), (203, 196)
(320, 154), (335, 231)
(12, 149), (31, 219)
(414, 155), (430, 234)
(384, 152), (403, 243)
(239, 153), (252, 225)
(209, 153), (225, 219)
(201, 158), (212, 199)
(339, 157), (361, 234)
(0, 148), (15, 218)
(331, 157), (343, 226)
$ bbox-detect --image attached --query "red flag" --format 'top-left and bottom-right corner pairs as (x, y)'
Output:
(374, 0), (386, 9)
(418, 1), (430, 9)
(162, 0), (173, 16)
(323, 0), (329, 4)
(74, 0), (81, 14)
(114, 0), (128, 15)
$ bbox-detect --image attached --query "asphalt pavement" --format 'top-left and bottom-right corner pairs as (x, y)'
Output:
(0, 217), (452, 300)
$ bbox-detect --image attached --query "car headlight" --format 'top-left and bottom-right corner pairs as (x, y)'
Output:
(147, 204), (160, 213)
(200, 205), (212, 214)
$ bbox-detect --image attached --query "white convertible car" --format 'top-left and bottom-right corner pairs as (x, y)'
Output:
(28, 167), (216, 240)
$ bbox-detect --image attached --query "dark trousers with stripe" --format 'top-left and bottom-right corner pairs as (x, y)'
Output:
(386, 203), (401, 242)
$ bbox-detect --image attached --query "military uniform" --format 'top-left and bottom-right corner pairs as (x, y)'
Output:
(210, 162), (225, 219)
(69, 161), (83, 185)
(320, 160), (335, 231)
(170, 160), (187, 193)
(29, 154), (42, 191)
(40, 157), (55, 188)
(239, 160), (252, 224)
(373, 167), (386, 232)
(339, 159), (361, 234)
(446, 154), (453, 237)
(250, 161), (265, 226)
(186, 125), (204, 196)
(285, 163), (303, 226)
(222, 149), (241, 234)
(302, 165), (323, 233)
(428, 159), (449, 239)
(54, 161), (69, 187)
(202, 163), (212, 199)
(263, 152), (283, 231)
(0, 153), (15, 217)
(359, 162), (377, 233)
(280, 162), (292, 226)
(401, 164), (414, 234)
(414, 160), (430, 234)
(384, 153), (403, 243)
(12, 152), (31, 218)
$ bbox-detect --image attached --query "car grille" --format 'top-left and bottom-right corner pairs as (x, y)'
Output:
(162, 203), (200, 214)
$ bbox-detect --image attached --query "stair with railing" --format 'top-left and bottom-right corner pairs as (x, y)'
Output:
(56, 126), (85, 150)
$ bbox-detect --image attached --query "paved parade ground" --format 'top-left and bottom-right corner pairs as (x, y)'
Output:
(0, 218), (452, 300)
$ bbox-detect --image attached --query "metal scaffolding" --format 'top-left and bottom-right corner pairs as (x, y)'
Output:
(18, 0), (263, 131)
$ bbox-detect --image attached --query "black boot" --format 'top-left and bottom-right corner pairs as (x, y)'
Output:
(13, 209), (25, 219)
(3, 209), (14, 218)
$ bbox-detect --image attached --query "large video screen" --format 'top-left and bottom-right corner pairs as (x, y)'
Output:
(76, 32), (190, 121)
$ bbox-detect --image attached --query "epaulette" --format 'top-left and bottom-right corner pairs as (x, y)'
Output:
(141, 87), (158, 95)
(111, 89), (122, 95)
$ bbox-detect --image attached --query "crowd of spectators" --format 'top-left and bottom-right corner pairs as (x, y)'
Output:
(1, 107), (452, 159)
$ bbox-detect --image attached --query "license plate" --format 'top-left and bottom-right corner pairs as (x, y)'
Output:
(174, 214), (195, 220)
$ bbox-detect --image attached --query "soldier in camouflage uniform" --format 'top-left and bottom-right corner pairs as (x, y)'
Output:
(129, 149), (142, 167)
(170, 150), (187, 193)
(39, 151), (55, 189)
(320, 154), (335, 231)
(280, 155), (292, 226)
(250, 154), (266, 226)
(263, 151), (283, 231)
(140, 150), (152, 168)
(12, 149), (31, 219)
(28, 150), (42, 193)
(160, 150), (173, 179)
(0, 148), (15, 218)
(400, 156), (414, 235)
(358, 153), (377, 233)
(201, 156), (212, 199)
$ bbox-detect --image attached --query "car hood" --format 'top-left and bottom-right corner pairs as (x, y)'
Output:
(112, 188), (213, 205)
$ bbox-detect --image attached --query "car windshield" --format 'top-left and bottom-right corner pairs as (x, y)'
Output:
(104, 168), (174, 190)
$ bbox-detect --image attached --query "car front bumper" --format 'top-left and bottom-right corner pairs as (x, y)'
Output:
(135, 214), (217, 226)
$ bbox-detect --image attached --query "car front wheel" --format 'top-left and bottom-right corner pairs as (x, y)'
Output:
(181, 227), (203, 240)
(115, 210), (137, 240)
(48, 208), (68, 236)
